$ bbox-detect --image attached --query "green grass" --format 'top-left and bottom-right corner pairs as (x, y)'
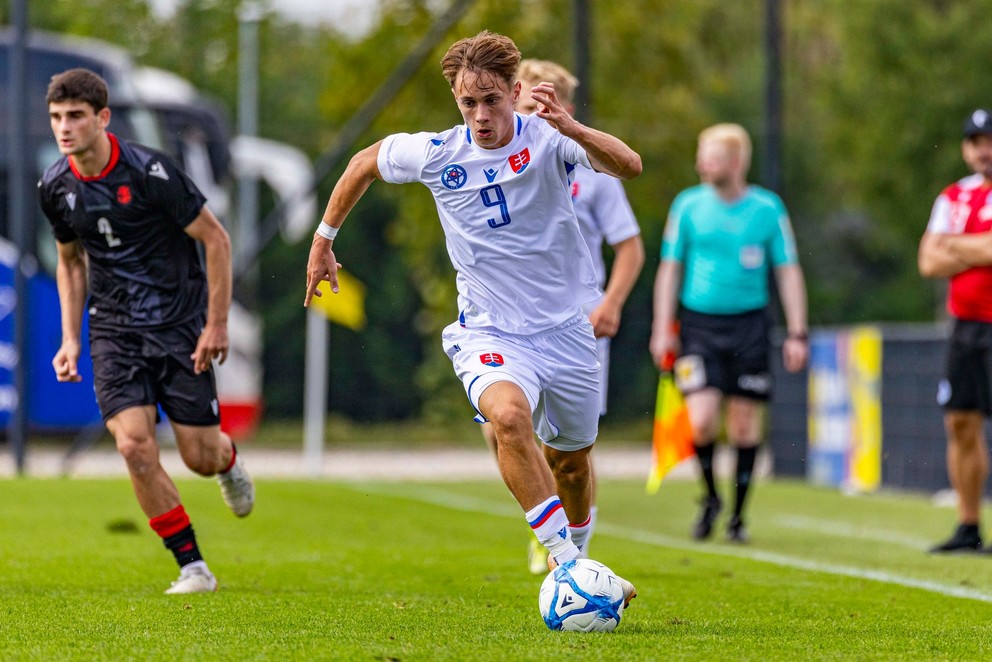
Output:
(2, 475), (992, 660)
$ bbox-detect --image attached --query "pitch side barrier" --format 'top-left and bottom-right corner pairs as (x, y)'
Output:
(768, 322), (964, 495)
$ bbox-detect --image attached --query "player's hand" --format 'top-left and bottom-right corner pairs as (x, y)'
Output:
(783, 336), (809, 373)
(52, 340), (82, 383)
(192, 322), (229, 374)
(588, 300), (622, 339)
(649, 330), (679, 371)
(305, 235), (343, 307)
(528, 81), (576, 134)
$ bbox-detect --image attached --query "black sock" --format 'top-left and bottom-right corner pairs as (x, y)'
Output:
(733, 445), (758, 518)
(163, 525), (204, 568)
(694, 443), (718, 499)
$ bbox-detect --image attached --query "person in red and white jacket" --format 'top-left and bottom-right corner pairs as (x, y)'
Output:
(919, 108), (992, 553)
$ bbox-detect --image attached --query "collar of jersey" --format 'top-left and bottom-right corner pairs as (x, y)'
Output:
(69, 133), (120, 182)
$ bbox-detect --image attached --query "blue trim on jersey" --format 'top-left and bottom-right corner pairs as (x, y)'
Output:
(465, 126), (472, 144)
(516, 114), (522, 135)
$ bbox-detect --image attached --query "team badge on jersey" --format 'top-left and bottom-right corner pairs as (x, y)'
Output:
(148, 161), (170, 181)
(441, 164), (468, 190)
(65, 192), (77, 211)
(509, 148), (530, 174)
(479, 352), (504, 367)
(117, 185), (132, 205)
(570, 181), (580, 199)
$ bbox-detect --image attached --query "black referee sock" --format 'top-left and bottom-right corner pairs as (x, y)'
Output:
(694, 442), (718, 499)
(163, 525), (204, 568)
(733, 445), (758, 519)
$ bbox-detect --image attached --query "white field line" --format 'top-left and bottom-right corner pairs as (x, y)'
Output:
(349, 483), (992, 605)
(772, 514), (933, 550)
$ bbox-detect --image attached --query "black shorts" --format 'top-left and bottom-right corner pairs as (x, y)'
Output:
(90, 315), (220, 426)
(675, 307), (772, 401)
(940, 319), (992, 416)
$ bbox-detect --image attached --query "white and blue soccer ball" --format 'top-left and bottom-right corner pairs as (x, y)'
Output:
(538, 558), (625, 632)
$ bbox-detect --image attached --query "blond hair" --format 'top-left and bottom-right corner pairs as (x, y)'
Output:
(516, 59), (578, 105)
(441, 31), (521, 89)
(698, 123), (752, 172)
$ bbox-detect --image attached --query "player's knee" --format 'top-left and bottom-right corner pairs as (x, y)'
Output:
(549, 453), (591, 488)
(114, 432), (157, 472)
(489, 400), (531, 439)
(946, 413), (983, 446)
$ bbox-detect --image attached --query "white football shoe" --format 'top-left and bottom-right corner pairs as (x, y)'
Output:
(165, 562), (218, 595)
(217, 453), (254, 517)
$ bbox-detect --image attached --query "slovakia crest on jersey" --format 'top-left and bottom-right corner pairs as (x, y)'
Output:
(479, 352), (504, 367)
(509, 148), (530, 174)
(442, 164), (468, 190)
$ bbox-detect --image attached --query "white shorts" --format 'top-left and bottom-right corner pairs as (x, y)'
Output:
(579, 299), (610, 417)
(441, 314), (600, 451)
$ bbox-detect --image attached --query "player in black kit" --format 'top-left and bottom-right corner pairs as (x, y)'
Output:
(37, 68), (254, 594)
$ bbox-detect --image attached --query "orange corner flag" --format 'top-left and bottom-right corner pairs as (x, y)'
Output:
(646, 369), (695, 494)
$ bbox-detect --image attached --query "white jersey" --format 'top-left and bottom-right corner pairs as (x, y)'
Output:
(378, 112), (601, 334)
(570, 167), (640, 289)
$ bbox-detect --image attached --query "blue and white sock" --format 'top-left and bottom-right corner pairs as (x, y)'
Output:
(526, 496), (579, 564)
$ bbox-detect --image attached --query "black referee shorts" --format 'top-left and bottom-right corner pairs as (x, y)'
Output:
(89, 315), (221, 426)
(940, 319), (992, 416)
(676, 307), (773, 401)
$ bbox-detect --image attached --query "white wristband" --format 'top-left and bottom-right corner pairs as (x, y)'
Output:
(315, 222), (339, 240)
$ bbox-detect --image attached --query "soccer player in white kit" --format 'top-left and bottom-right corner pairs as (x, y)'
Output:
(304, 32), (640, 606)
(480, 59), (645, 573)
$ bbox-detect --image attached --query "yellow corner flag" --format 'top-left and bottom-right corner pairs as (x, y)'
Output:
(646, 369), (695, 494)
(308, 269), (367, 331)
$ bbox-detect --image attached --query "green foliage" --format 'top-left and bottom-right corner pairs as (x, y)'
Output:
(3, 475), (992, 658)
(8, 0), (991, 422)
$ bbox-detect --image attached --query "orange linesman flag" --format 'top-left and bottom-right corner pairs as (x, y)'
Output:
(646, 361), (695, 494)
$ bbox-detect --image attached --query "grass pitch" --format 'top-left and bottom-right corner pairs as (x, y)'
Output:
(2, 474), (992, 660)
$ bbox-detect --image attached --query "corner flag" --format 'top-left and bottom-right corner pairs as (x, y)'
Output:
(646, 366), (695, 494)
(308, 269), (366, 331)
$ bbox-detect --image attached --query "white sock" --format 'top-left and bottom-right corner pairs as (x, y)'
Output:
(526, 496), (580, 564)
(181, 560), (209, 576)
(569, 513), (593, 556)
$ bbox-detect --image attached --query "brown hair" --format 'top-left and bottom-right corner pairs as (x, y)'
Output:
(46, 68), (109, 112)
(517, 59), (578, 106)
(441, 31), (521, 90)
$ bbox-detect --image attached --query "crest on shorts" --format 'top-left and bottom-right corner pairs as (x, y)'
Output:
(479, 352), (504, 367)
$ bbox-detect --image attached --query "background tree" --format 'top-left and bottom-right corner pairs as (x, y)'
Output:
(7, 0), (992, 425)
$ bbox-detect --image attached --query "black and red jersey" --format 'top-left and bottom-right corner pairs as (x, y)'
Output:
(38, 133), (208, 332)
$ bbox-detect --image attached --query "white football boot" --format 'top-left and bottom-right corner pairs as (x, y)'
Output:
(165, 562), (218, 594)
(217, 453), (254, 517)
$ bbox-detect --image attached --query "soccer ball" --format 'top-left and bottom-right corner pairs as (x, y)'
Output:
(538, 558), (625, 632)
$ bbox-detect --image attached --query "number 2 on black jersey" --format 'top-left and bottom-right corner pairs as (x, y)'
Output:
(97, 217), (122, 247)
